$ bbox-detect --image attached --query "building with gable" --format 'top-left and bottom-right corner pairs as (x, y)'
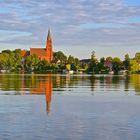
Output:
(30, 29), (53, 63)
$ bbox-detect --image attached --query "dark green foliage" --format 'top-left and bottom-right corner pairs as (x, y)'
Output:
(123, 54), (130, 71)
(2, 50), (11, 54)
(112, 57), (122, 74)
(87, 51), (98, 73)
(53, 51), (67, 64)
(0, 49), (139, 74)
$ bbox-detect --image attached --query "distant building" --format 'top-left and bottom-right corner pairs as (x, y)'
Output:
(104, 59), (112, 71)
(30, 29), (53, 63)
(80, 59), (90, 64)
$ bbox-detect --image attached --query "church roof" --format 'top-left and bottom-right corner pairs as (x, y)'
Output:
(30, 48), (46, 56)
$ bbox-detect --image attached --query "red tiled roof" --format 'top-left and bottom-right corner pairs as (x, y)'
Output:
(21, 50), (26, 57)
(30, 48), (46, 56)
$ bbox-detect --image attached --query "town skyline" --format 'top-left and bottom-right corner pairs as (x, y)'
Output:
(0, 0), (140, 59)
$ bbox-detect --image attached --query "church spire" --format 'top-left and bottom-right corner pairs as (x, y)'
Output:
(47, 28), (51, 40)
(46, 28), (53, 63)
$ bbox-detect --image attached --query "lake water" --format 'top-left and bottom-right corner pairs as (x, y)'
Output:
(0, 74), (140, 140)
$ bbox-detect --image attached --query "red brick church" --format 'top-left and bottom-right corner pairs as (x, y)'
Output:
(30, 29), (53, 63)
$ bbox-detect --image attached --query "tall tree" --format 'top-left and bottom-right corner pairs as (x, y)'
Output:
(123, 54), (130, 70)
(88, 51), (98, 73)
(112, 57), (122, 74)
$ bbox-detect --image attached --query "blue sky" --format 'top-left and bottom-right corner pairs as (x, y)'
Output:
(0, 0), (140, 59)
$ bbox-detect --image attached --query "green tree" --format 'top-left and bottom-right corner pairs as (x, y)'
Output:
(97, 57), (108, 73)
(112, 57), (122, 74)
(130, 59), (140, 73)
(106, 56), (113, 61)
(135, 52), (140, 63)
(24, 54), (39, 72)
(129, 52), (140, 73)
(13, 49), (22, 71)
(8, 52), (16, 71)
(67, 55), (80, 71)
(123, 54), (130, 71)
(53, 51), (67, 64)
(0, 53), (9, 70)
(100, 57), (105, 65)
(34, 60), (49, 73)
(2, 50), (11, 54)
(67, 55), (75, 64)
(88, 51), (98, 73)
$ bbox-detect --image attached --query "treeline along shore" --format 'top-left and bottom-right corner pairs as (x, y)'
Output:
(0, 49), (139, 74)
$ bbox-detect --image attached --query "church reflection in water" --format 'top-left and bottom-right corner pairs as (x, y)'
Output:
(30, 77), (52, 114)
(45, 78), (52, 114)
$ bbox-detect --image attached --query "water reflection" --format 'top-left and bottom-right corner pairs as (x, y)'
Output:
(0, 74), (140, 139)
(45, 78), (52, 114)
(130, 75), (140, 94)
(0, 74), (140, 114)
(0, 74), (139, 95)
(30, 76), (53, 114)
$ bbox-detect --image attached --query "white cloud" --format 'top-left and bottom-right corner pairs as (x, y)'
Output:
(0, 0), (140, 58)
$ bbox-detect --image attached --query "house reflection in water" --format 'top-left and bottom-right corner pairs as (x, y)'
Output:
(30, 77), (53, 114)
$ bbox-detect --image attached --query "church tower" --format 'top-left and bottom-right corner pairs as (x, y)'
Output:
(46, 28), (53, 63)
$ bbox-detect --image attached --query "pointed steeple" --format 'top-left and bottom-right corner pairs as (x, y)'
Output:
(47, 28), (51, 40)
(46, 28), (53, 63)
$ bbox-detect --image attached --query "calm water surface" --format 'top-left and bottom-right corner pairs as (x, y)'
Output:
(0, 74), (140, 140)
